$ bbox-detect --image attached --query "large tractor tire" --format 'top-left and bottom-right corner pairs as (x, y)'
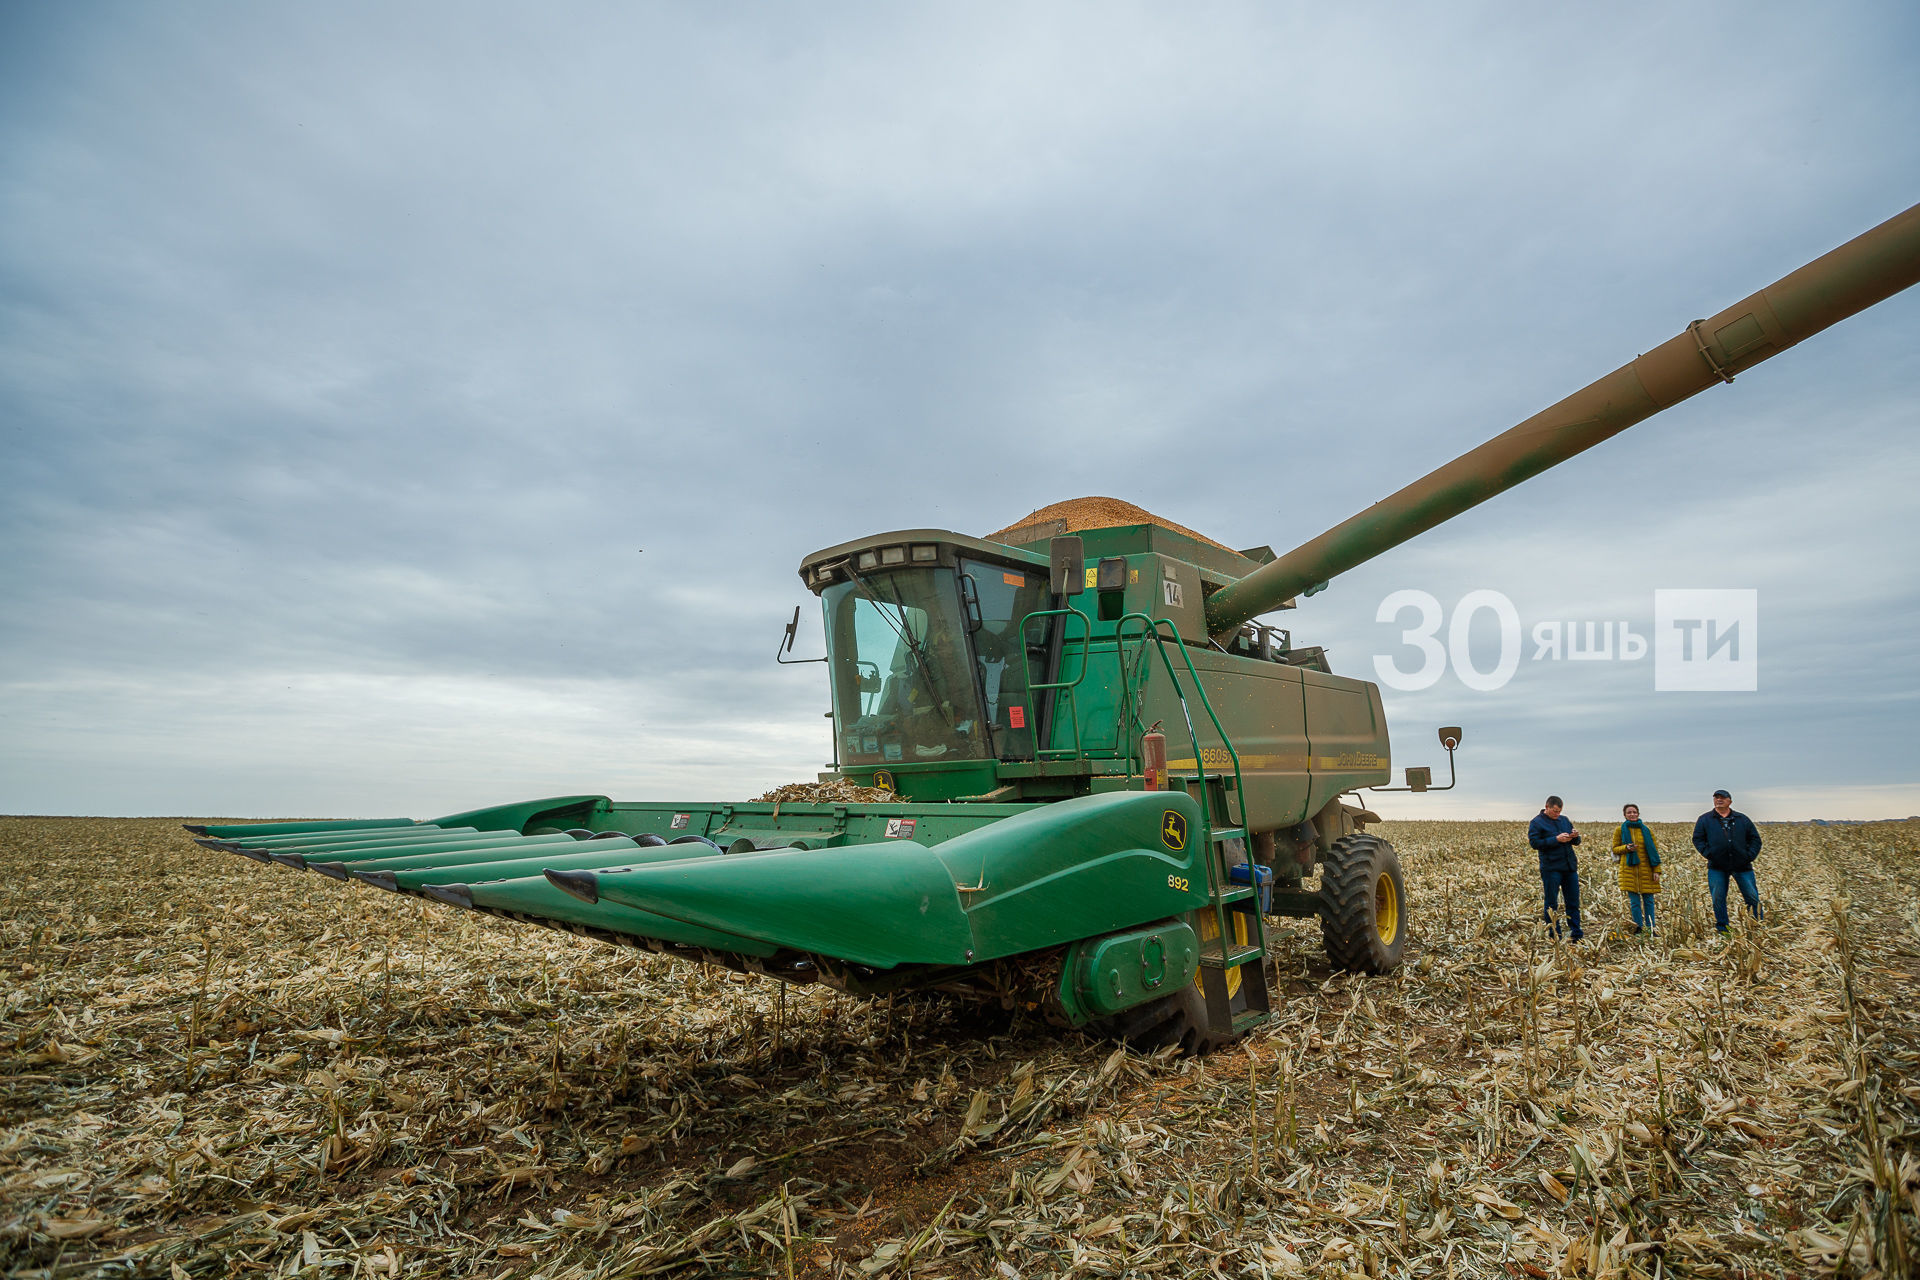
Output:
(1319, 834), (1407, 973)
(1089, 908), (1254, 1056)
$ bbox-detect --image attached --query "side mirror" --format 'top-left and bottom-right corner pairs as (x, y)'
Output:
(1048, 535), (1085, 596)
(774, 605), (828, 666)
(1365, 725), (1463, 794)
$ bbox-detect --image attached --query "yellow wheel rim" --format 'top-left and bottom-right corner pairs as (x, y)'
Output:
(1195, 909), (1249, 999)
(1374, 871), (1399, 945)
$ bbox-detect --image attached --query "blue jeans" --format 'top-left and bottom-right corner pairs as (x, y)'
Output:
(1626, 892), (1656, 930)
(1708, 868), (1762, 931)
(1541, 868), (1582, 939)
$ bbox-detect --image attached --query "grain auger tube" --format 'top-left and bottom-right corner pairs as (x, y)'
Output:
(1204, 200), (1920, 638)
(189, 201), (1920, 1054)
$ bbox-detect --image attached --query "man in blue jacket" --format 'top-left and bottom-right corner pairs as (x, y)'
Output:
(1527, 795), (1583, 941)
(1692, 788), (1763, 934)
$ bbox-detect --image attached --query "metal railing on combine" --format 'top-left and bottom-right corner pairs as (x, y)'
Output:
(1018, 605), (1107, 762)
(1114, 615), (1265, 987)
(1016, 607), (1269, 1027)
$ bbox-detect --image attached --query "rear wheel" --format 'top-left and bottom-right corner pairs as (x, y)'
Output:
(1319, 834), (1407, 973)
(1089, 908), (1254, 1056)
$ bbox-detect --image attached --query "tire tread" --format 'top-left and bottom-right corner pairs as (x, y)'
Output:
(1319, 834), (1406, 973)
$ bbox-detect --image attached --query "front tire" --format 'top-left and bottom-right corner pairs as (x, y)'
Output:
(1319, 834), (1407, 973)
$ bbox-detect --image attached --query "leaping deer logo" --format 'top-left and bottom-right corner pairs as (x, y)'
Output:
(1161, 810), (1187, 852)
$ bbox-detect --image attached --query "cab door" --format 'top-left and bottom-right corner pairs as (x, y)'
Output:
(960, 559), (1052, 760)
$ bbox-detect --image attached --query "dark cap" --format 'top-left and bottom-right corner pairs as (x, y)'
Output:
(1712, 789), (1731, 799)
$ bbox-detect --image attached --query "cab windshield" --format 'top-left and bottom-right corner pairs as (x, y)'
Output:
(824, 568), (989, 766)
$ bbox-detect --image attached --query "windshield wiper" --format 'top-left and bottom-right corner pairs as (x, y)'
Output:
(832, 560), (960, 730)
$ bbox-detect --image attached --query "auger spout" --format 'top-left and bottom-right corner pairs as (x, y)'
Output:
(1204, 200), (1920, 637)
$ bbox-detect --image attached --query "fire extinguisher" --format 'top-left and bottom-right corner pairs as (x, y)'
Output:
(1142, 722), (1166, 791)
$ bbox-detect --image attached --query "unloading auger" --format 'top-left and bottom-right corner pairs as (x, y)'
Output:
(192, 201), (1920, 1053)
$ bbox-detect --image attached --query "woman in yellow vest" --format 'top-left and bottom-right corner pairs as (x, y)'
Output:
(1612, 803), (1661, 933)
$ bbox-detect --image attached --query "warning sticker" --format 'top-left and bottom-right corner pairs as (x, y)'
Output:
(1084, 567), (1098, 590)
(1002, 572), (1025, 587)
(885, 818), (917, 839)
(1008, 705), (1026, 729)
(670, 813), (690, 830)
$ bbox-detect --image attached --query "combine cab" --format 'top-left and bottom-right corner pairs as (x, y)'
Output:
(194, 201), (1920, 1052)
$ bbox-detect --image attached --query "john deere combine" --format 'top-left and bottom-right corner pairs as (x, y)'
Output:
(191, 201), (1920, 1052)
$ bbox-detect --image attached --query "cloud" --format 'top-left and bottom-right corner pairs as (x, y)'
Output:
(2, 2), (1916, 817)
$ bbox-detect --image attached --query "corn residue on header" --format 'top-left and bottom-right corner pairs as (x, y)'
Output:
(988, 496), (1233, 553)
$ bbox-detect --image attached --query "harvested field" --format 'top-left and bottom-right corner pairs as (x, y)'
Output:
(3, 815), (1916, 1279)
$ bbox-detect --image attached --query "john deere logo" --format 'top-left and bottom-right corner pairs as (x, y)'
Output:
(1161, 810), (1187, 851)
(873, 771), (895, 792)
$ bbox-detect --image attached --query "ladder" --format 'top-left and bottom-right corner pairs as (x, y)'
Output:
(1123, 615), (1272, 1037)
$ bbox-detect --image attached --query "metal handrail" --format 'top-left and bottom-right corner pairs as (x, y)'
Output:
(1117, 614), (1263, 977)
(1018, 606), (1095, 761)
(1014, 607), (1265, 993)
(1122, 615), (1248, 830)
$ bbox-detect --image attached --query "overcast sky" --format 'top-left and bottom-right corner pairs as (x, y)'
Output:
(3, 3), (1916, 822)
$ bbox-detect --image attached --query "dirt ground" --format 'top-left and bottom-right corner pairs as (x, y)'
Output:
(2, 816), (1915, 1279)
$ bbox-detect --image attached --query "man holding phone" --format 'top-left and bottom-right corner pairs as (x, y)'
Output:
(1527, 795), (1584, 941)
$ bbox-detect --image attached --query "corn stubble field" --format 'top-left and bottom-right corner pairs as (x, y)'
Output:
(2, 817), (1916, 1280)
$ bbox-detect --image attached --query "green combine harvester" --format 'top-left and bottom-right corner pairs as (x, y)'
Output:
(191, 201), (1920, 1053)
